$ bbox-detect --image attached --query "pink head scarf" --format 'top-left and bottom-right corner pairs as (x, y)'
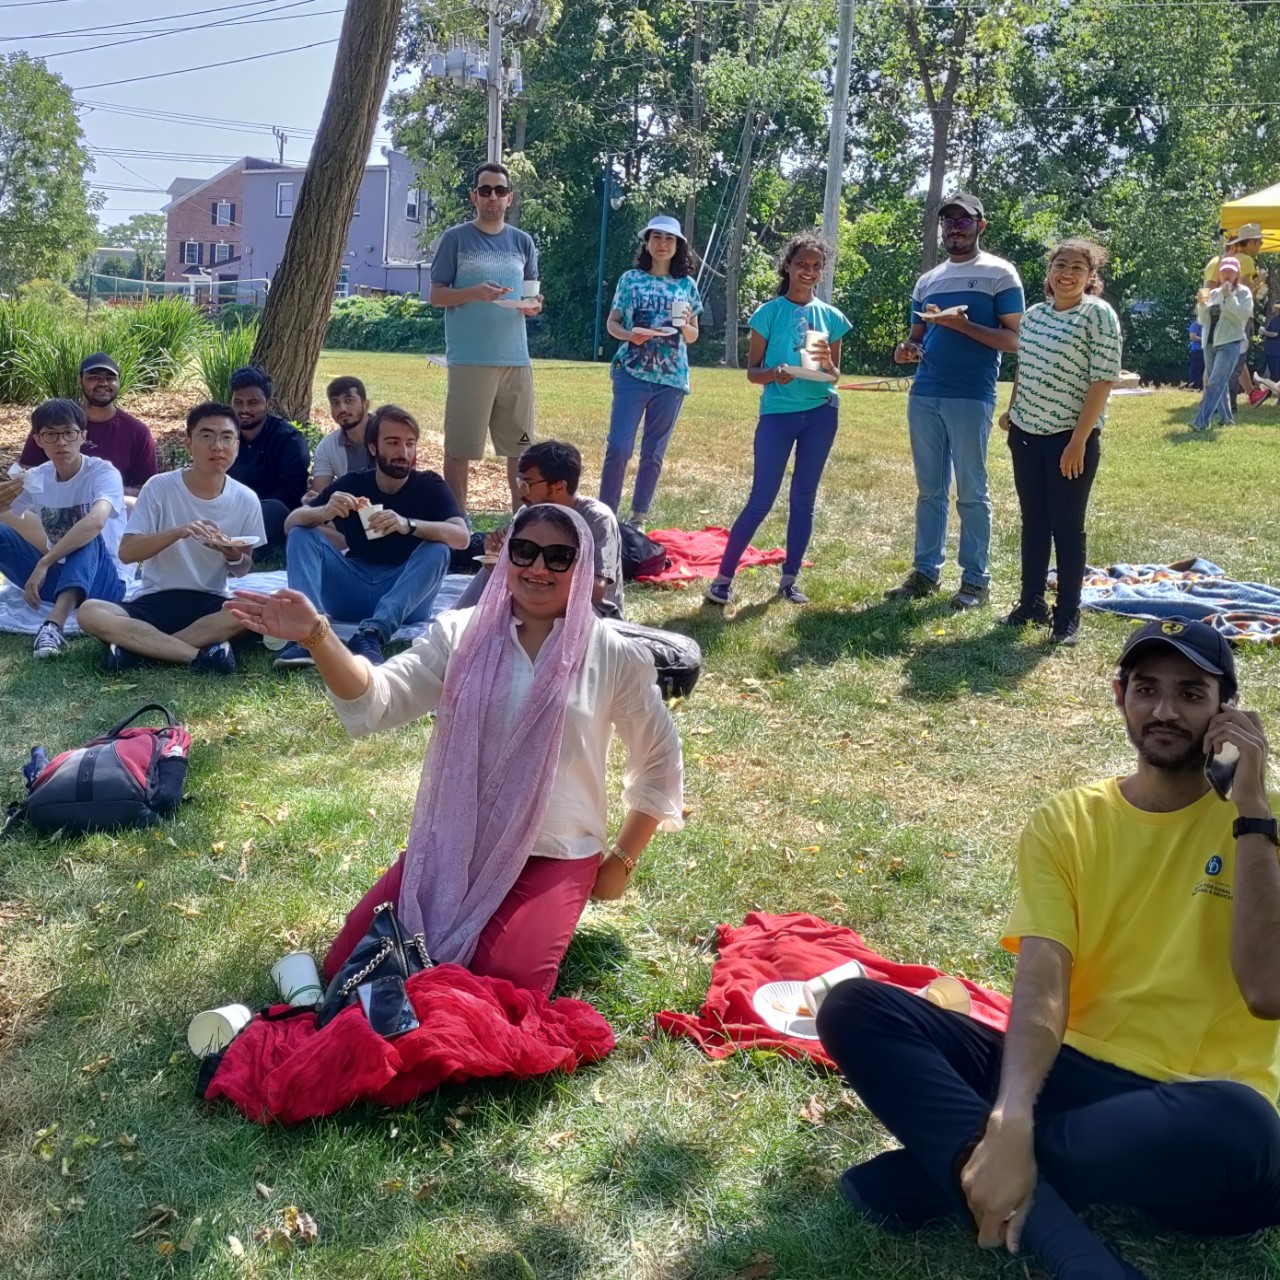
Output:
(397, 504), (597, 965)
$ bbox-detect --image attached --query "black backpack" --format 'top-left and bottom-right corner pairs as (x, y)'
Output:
(619, 524), (669, 581)
(605, 619), (702, 700)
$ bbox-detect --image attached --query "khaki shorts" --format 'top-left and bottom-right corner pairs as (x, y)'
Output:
(443, 364), (535, 460)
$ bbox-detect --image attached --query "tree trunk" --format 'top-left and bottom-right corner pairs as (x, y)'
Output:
(684, 0), (704, 248)
(509, 102), (529, 228)
(722, 0), (759, 370)
(251, 0), (404, 423)
(920, 109), (950, 272)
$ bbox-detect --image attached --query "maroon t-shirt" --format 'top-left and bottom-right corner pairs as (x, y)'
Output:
(19, 408), (158, 489)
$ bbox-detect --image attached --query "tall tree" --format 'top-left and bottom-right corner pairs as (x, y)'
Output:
(252, 0), (405, 422)
(102, 212), (165, 282)
(0, 53), (99, 292)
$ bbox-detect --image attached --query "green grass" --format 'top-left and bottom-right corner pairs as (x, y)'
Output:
(3, 357), (1280, 1279)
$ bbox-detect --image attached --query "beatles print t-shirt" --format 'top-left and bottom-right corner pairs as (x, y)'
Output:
(610, 270), (704, 393)
(13, 454), (126, 561)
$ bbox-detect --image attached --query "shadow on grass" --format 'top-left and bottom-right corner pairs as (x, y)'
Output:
(469, 1222), (596, 1280)
(587, 1129), (715, 1206)
(556, 925), (631, 993)
(775, 598), (954, 671)
(901, 627), (1050, 701)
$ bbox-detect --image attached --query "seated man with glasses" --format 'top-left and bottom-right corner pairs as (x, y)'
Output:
(0, 398), (127, 658)
(429, 159), (543, 514)
(77, 403), (264, 675)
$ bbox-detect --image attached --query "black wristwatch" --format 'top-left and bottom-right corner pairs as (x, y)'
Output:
(1233, 817), (1280, 845)
(405, 519), (418, 537)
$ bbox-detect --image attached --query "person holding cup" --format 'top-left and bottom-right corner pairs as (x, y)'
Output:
(704, 234), (849, 607)
(601, 215), (703, 528)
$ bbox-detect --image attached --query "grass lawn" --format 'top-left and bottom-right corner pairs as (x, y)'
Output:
(3, 354), (1280, 1279)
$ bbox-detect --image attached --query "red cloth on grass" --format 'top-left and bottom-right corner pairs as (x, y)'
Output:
(655, 911), (1010, 1068)
(201, 963), (615, 1124)
(637, 526), (788, 584)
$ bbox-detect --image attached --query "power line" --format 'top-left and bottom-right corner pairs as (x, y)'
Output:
(75, 37), (340, 91)
(3, 0), (280, 38)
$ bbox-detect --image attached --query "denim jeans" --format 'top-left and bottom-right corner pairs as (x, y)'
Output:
(600, 367), (688, 515)
(1193, 340), (1244, 430)
(718, 402), (839, 579)
(285, 525), (450, 641)
(906, 394), (995, 588)
(0, 526), (125, 608)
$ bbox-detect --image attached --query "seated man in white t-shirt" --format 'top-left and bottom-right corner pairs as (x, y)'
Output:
(78, 402), (265, 675)
(0, 398), (127, 658)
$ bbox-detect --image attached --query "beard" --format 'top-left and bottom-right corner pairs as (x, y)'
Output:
(376, 456), (412, 479)
(1126, 718), (1207, 773)
(85, 387), (116, 406)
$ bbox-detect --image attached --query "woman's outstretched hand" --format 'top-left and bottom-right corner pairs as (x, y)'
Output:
(225, 587), (321, 640)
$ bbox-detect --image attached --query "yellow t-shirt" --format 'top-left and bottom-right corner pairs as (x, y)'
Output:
(1001, 778), (1280, 1100)
(1205, 252), (1258, 289)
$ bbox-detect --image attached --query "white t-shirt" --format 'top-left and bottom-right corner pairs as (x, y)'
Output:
(14, 455), (126, 561)
(127, 469), (265, 598)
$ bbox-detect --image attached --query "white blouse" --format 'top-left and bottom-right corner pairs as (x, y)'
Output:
(329, 608), (685, 860)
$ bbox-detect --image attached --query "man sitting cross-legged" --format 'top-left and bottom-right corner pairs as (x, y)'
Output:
(817, 618), (1280, 1280)
(275, 404), (469, 668)
(78, 402), (265, 675)
(0, 398), (127, 658)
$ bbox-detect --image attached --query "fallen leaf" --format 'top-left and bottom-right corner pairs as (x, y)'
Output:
(64, 1196), (85, 1214)
(156, 1241), (176, 1256)
(378, 1178), (405, 1194)
(799, 845), (820, 854)
(255, 812), (277, 828)
(117, 1133), (137, 1150)
(70, 1133), (99, 1150)
(118, 928), (149, 949)
(942, 850), (958, 860)
(166, 901), (201, 918)
(798, 1094), (828, 1125)
(80, 1055), (113, 1076)
(211, 841), (226, 855)
(294, 1210), (318, 1245)
(178, 1215), (204, 1253)
(541, 1129), (575, 1151)
(131, 1204), (179, 1240)
(254, 1181), (273, 1199)
(413, 1178), (442, 1202)
(889, 856), (906, 875)
(512, 1250), (537, 1280)
(227, 1234), (244, 1257)
(60, 1156), (74, 1177)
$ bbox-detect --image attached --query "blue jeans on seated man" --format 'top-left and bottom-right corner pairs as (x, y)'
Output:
(0, 525), (125, 609)
(906, 394), (995, 589)
(285, 525), (450, 641)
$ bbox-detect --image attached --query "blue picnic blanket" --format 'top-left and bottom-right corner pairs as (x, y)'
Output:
(1079, 559), (1280, 643)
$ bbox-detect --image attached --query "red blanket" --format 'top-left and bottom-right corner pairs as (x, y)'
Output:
(201, 964), (615, 1124)
(655, 912), (1011, 1068)
(637, 526), (788, 585)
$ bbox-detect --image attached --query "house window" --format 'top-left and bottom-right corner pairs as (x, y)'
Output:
(353, 195), (361, 216)
(276, 182), (294, 217)
(214, 201), (232, 226)
(406, 188), (421, 222)
(334, 266), (351, 299)
(183, 241), (200, 265)
(214, 242), (231, 264)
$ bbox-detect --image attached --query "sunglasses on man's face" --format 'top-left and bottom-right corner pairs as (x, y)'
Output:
(942, 216), (977, 231)
(475, 184), (511, 198)
(507, 537), (578, 573)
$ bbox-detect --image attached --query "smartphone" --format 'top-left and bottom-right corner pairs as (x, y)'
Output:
(1205, 700), (1241, 801)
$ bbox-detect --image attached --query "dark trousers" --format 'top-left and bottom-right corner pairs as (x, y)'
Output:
(1188, 348), (1205, 389)
(817, 981), (1280, 1277)
(1007, 424), (1099, 622)
(253, 498), (291, 562)
(1266, 346), (1280, 382)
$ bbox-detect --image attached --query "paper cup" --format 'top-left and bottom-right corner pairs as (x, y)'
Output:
(670, 298), (691, 324)
(522, 279), (540, 298)
(187, 1003), (252, 1057)
(800, 328), (828, 372)
(357, 503), (387, 540)
(271, 950), (322, 1007)
(802, 959), (866, 1015)
(921, 975), (971, 1014)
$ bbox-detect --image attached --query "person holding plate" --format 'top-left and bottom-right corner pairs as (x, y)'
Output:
(600, 215), (703, 528)
(704, 234), (849, 607)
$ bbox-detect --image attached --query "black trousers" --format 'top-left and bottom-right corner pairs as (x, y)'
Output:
(1007, 424), (1100, 621)
(253, 498), (291, 563)
(818, 981), (1280, 1277)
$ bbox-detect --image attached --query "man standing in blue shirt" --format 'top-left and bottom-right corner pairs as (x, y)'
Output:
(886, 193), (1024, 610)
(430, 161), (542, 514)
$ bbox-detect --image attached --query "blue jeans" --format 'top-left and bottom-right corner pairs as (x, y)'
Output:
(0, 525), (125, 608)
(718, 402), (838, 579)
(906, 394), (995, 588)
(1193, 340), (1244, 430)
(600, 367), (688, 515)
(286, 526), (450, 642)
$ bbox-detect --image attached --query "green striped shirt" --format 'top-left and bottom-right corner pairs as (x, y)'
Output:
(1009, 296), (1123, 436)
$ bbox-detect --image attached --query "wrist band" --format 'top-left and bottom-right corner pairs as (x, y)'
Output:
(300, 616), (331, 650)
(610, 845), (637, 874)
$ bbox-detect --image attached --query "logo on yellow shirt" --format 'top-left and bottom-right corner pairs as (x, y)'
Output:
(1194, 853), (1232, 900)
(1206, 856), (1223, 876)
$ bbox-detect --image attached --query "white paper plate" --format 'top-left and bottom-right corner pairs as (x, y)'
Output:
(474, 553), (500, 566)
(752, 980), (821, 1041)
(779, 364), (837, 384)
(914, 305), (969, 320)
(647, 326), (679, 336)
(493, 298), (538, 309)
(223, 535), (262, 548)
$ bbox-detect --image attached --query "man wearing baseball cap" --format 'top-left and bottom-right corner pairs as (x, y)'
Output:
(17, 353), (157, 510)
(888, 192), (1024, 610)
(819, 617), (1280, 1279)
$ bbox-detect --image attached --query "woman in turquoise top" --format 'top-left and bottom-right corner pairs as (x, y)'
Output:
(601, 215), (703, 527)
(706, 235), (850, 606)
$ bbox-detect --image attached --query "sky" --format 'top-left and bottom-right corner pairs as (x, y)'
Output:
(7, 0), (410, 237)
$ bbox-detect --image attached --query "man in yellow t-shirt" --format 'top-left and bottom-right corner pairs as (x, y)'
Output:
(817, 618), (1280, 1280)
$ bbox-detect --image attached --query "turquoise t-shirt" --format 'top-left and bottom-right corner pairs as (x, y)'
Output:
(750, 295), (852, 415)
(609, 270), (704, 393)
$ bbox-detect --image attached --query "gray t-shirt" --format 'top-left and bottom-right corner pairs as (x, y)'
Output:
(573, 494), (623, 618)
(312, 427), (369, 483)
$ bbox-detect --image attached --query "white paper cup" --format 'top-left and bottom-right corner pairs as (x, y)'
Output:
(800, 328), (828, 372)
(187, 1003), (252, 1057)
(802, 959), (866, 1015)
(670, 298), (690, 324)
(522, 279), (540, 298)
(357, 504), (387, 540)
(271, 951), (322, 1007)
(921, 975), (971, 1014)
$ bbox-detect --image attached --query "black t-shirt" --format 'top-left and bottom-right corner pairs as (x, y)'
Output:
(311, 468), (463, 566)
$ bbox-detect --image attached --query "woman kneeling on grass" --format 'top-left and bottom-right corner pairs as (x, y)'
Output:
(705, 235), (851, 607)
(227, 504), (683, 996)
(999, 238), (1121, 647)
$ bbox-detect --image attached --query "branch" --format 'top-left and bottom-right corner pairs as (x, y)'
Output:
(903, 1), (938, 112)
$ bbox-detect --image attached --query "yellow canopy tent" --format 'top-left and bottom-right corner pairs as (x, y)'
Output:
(1220, 184), (1280, 252)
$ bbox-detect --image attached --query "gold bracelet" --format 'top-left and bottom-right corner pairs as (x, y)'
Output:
(299, 616), (331, 650)
(610, 845), (637, 874)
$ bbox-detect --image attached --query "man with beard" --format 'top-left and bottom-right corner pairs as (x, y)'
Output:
(276, 404), (468, 667)
(817, 618), (1280, 1280)
(226, 364), (310, 556)
(887, 193), (1023, 610)
(310, 375), (372, 493)
(18, 354), (156, 509)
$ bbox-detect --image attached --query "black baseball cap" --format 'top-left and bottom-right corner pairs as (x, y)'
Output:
(1118, 618), (1237, 694)
(939, 192), (984, 220)
(79, 353), (119, 376)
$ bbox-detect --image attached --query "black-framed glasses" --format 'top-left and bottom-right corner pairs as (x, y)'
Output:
(507, 537), (578, 573)
(36, 428), (85, 444)
(941, 215), (977, 230)
(475, 184), (512, 198)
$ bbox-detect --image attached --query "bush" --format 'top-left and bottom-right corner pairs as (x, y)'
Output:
(215, 303), (262, 332)
(16, 279), (81, 315)
(12, 320), (155, 400)
(324, 295), (445, 352)
(198, 319), (259, 403)
(117, 298), (211, 390)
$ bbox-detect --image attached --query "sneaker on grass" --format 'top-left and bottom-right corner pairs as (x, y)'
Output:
(32, 621), (67, 658)
(778, 579), (810, 605)
(1051, 610), (1081, 646)
(347, 629), (385, 665)
(1249, 386), (1271, 408)
(274, 641), (315, 669)
(191, 641), (236, 675)
(950, 581), (990, 611)
(104, 642), (143, 674)
(704, 578), (734, 606)
(1002, 597), (1052, 627)
(884, 570), (939, 601)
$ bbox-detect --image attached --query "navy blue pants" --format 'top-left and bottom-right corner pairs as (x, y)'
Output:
(818, 980), (1280, 1277)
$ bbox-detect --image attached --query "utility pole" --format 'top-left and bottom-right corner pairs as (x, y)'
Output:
(592, 156), (613, 361)
(486, 0), (503, 162)
(273, 126), (288, 165)
(820, 0), (854, 302)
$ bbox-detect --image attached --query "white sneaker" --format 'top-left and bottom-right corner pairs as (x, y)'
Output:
(32, 621), (67, 658)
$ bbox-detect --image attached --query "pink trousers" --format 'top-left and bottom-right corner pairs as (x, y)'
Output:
(322, 852), (603, 997)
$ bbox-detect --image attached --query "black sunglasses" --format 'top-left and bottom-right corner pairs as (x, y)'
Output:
(507, 537), (578, 573)
(475, 184), (512, 198)
(941, 215), (977, 230)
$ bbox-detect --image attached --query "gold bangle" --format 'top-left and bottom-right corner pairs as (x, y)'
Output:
(610, 845), (637, 874)
(299, 616), (331, 650)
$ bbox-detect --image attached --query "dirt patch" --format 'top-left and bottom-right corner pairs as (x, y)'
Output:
(0, 902), (33, 1060)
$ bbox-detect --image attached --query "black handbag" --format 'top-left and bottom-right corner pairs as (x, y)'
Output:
(604, 618), (703, 700)
(315, 901), (433, 1033)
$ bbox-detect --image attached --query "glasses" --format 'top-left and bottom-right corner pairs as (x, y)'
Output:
(516, 474), (548, 492)
(193, 430), (238, 447)
(475, 184), (512, 198)
(942, 216), (977, 230)
(36, 428), (84, 444)
(507, 537), (578, 573)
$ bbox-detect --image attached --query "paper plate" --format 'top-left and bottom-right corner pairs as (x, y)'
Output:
(474, 553), (500, 566)
(647, 326), (679, 336)
(223, 535), (262, 548)
(779, 364), (837, 384)
(914, 305), (968, 320)
(493, 298), (538, 310)
(752, 980), (821, 1041)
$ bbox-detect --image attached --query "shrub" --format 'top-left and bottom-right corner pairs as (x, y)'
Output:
(16, 279), (81, 315)
(0, 300), (43, 402)
(12, 321), (155, 399)
(198, 319), (259, 402)
(117, 299), (211, 390)
(215, 303), (262, 332)
(324, 295), (445, 352)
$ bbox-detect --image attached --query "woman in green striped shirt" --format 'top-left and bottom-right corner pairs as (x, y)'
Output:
(999, 239), (1122, 646)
